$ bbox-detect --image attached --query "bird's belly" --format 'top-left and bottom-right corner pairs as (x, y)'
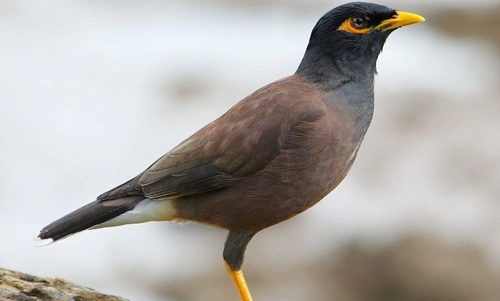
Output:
(177, 138), (362, 232)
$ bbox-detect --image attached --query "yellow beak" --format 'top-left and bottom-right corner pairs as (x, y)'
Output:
(375, 11), (425, 31)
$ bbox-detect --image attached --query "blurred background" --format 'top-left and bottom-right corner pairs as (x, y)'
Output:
(1, 0), (499, 300)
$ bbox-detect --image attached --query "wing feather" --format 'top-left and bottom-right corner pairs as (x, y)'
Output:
(99, 76), (326, 202)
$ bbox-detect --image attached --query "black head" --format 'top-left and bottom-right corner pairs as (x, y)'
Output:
(308, 2), (396, 57)
(297, 2), (424, 85)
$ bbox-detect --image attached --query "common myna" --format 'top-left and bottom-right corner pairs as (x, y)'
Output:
(37, 2), (424, 300)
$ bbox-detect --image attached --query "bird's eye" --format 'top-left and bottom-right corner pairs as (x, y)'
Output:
(337, 16), (371, 34)
(351, 17), (366, 28)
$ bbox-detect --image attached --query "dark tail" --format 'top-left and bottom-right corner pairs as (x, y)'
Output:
(37, 196), (143, 243)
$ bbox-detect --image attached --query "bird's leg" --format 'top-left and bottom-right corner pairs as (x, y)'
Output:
(223, 231), (256, 301)
(224, 261), (252, 301)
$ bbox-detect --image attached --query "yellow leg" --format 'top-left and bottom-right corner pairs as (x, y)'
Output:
(224, 261), (253, 301)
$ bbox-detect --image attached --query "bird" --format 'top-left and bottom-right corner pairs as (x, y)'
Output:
(37, 2), (424, 301)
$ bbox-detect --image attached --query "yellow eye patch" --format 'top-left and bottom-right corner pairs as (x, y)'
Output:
(337, 18), (372, 34)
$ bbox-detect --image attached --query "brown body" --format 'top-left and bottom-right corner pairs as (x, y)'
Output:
(141, 75), (364, 231)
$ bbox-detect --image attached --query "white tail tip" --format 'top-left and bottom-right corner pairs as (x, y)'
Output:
(34, 236), (54, 247)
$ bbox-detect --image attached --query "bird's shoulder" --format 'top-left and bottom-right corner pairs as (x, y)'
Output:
(144, 74), (328, 178)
